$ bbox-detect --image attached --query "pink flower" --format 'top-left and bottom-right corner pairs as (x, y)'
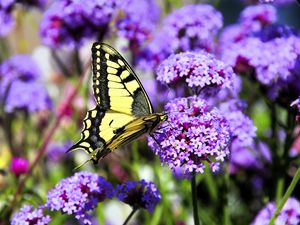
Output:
(10, 157), (29, 176)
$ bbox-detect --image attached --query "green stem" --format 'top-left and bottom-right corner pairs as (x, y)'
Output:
(268, 167), (300, 225)
(191, 174), (200, 225)
(123, 208), (138, 225)
(223, 164), (231, 225)
(74, 46), (83, 76)
(51, 50), (73, 78)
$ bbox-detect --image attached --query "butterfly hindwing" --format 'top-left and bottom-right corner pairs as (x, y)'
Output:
(91, 43), (153, 116)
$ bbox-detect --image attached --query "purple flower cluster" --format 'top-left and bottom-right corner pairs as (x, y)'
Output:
(11, 204), (51, 225)
(251, 197), (300, 225)
(219, 100), (256, 147)
(46, 172), (114, 224)
(157, 51), (235, 97)
(239, 4), (277, 32)
(40, 0), (118, 48)
(116, 0), (160, 49)
(149, 97), (231, 176)
(229, 140), (271, 173)
(116, 179), (161, 213)
(219, 4), (277, 49)
(137, 4), (223, 70)
(0, 55), (52, 113)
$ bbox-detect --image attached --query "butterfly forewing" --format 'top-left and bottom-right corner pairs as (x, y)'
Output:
(92, 43), (153, 116)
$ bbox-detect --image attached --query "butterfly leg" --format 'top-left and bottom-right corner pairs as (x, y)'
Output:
(149, 134), (165, 151)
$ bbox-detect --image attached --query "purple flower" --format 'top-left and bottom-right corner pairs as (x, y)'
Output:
(0, 55), (52, 113)
(46, 172), (114, 224)
(116, 0), (160, 49)
(40, 0), (118, 48)
(222, 36), (300, 86)
(157, 51), (235, 97)
(11, 204), (51, 225)
(229, 140), (271, 173)
(5, 80), (52, 113)
(149, 97), (231, 177)
(239, 4), (277, 32)
(219, 100), (256, 147)
(137, 4), (223, 71)
(255, 24), (298, 42)
(116, 179), (161, 213)
(251, 197), (300, 225)
(46, 141), (72, 162)
(10, 156), (29, 176)
(0, 54), (40, 94)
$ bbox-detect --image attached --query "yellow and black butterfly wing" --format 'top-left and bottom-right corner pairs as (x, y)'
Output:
(69, 43), (165, 166)
(91, 43), (153, 116)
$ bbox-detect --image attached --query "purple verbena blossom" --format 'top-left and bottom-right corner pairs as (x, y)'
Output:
(10, 156), (29, 177)
(149, 97), (231, 177)
(15, 0), (47, 8)
(219, 100), (257, 147)
(157, 51), (235, 97)
(46, 141), (72, 162)
(11, 204), (51, 225)
(137, 4), (223, 71)
(46, 172), (114, 225)
(116, 0), (160, 49)
(0, 55), (52, 113)
(5, 80), (52, 113)
(229, 140), (271, 174)
(40, 0), (118, 48)
(251, 197), (300, 225)
(239, 4), (277, 32)
(116, 179), (161, 213)
(222, 36), (300, 85)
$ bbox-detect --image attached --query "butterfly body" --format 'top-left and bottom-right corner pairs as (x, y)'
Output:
(69, 43), (167, 165)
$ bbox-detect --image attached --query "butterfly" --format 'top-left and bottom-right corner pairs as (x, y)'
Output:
(68, 43), (167, 166)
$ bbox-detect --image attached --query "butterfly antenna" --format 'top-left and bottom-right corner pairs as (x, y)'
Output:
(149, 134), (165, 152)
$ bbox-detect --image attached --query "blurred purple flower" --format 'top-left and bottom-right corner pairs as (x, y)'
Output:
(137, 4), (223, 71)
(10, 156), (29, 176)
(149, 97), (231, 176)
(222, 36), (300, 86)
(251, 197), (300, 225)
(116, 179), (161, 213)
(116, 0), (160, 49)
(46, 141), (72, 162)
(219, 100), (256, 147)
(11, 204), (51, 225)
(40, 0), (118, 48)
(157, 51), (235, 97)
(229, 140), (271, 173)
(0, 55), (52, 113)
(5, 80), (52, 113)
(255, 24), (298, 42)
(46, 172), (114, 224)
(15, 0), (47, 8)
(239, 4), (277, 32)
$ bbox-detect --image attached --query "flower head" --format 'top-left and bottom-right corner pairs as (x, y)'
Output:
(251, 197), (300, 225)
(137, 4), (223, 71)
(0, 55), (52, 113)
(116, 0), (160, 48)
(239, 4), (277, 32)
(11, 204), (51, 225)
(46, 141), (72, 162)
(157, 51), (235, 97)
(116, 179), (161, 212)
(46, 172), (114, 224)
(149, 97), (231, 177)
(10, 156), (29, 176)
(40, 0), (118, 48)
